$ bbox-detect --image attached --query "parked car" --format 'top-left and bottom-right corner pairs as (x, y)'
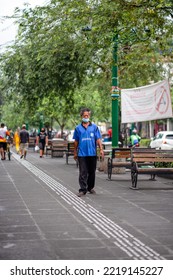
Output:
(149, 131), (173, 150)
(101, 132), (124, 147)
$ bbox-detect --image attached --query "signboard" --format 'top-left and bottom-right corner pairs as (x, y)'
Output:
(121, 80), (172, 123)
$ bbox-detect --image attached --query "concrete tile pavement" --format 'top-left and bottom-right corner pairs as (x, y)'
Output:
(0, 148), (173, 260)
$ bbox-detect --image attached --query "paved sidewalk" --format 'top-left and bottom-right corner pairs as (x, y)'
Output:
(0, 149), (173, 260)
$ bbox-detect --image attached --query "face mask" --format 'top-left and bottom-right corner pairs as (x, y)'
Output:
(82, 118), (90, 123)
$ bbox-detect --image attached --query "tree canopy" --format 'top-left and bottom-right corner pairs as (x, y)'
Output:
(0, 0), (172, 130)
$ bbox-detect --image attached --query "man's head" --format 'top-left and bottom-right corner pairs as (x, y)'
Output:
(22, 124), (26, 129)
(1, 123), (5, 128)
(41, 128), (45, 133)
(80, 108), (91, 123)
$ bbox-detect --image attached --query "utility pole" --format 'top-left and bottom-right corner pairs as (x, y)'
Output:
(111, 33), (119, 147)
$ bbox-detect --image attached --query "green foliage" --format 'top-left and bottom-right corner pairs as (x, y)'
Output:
(0, 0), (172, 130)
(155, 162), (173, 168)
(0, 101), (24, 129)
(140, 138), (151, 147)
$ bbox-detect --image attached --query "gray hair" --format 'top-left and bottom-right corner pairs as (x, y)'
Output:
(80, 108), (91, 116)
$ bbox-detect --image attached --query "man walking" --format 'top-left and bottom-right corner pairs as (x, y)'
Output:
(0, 123), (10, 160)
(20, 124), (29, 159)
(36, 127), (48, 158)
(73, 108), (104, 197)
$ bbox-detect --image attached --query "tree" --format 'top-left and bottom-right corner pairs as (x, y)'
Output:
(0, 0), (172, 130)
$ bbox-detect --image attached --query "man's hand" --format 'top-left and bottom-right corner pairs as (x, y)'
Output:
(100, 149), (104, 159)
(74, 151), (78, 161)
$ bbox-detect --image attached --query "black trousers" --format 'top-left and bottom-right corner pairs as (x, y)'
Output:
(78, 156), (97, 193)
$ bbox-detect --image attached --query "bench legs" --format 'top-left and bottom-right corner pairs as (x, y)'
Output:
(130, 166), (156, 189)
(130, 170), (139, 190)
(66, 154), (78, 167)
(45, 147), (49, 156)
(66, 154), (68, 164)
(130, 162), (139, 190)
(108, 158), (112, 180)
(149, 174), (156, 181)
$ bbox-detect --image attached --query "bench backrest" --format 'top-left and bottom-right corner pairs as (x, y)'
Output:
(52, 139), (67, 150)
(112, 148), (131, 159)
(132, 149), (173, 163)
(67, 141), (75, 152)
(29, 136), (36, 147)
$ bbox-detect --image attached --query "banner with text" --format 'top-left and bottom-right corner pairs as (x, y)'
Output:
(121, 80), (172, 123)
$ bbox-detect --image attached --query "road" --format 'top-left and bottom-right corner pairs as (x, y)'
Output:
(0, 148), (173, 260)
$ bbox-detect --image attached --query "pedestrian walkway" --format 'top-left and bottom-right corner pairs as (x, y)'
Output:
(0, 148), (173, 260)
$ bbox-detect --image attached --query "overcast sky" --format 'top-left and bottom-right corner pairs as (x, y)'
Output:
(0, 0), (47, 51)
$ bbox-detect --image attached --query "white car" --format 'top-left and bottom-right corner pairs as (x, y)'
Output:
(149, 131), (173, 150)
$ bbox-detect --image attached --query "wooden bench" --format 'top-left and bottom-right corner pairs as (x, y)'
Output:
(107, 148), (131, 180)
(45, 139), (52, 156)
(65, 141), (78, 167)
(102, 142), (112, 158)
(97, 142), (111, 161)
(29, 136), (36, 149)
(131, 149), (173, 190)
(51, 138), (67, 158)
(102, 141), (112, 150)
(66, 141), (75, 164)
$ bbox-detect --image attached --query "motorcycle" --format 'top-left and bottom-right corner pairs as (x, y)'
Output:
(128, 142), (140, 148)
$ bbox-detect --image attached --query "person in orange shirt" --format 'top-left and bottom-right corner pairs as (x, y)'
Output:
(0, 123), (10, 160)
(13, 127), (20, 154)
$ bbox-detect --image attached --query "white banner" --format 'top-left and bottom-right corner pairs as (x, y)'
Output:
(121, 80), (172, 123)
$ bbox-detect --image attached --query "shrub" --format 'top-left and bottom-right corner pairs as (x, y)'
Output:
(140, 138), (151, 147)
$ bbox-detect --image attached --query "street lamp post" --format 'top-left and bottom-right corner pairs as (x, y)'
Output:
(25, 121), (29, 131)
(39, 113), (44, 132)
(82, 26), (150, 147)
(111, 28), (151, 146)
(111, 33), (119, 147)
(82, 26), (120, 147)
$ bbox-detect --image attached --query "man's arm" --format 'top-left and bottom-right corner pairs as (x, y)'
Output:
(36, 135), (39, 146)
(74, 140), (78, 160)
(96, 139), (104, 159)
(45, 135), (48, 145)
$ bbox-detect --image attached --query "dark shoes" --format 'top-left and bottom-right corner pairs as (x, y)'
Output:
(20, 154), (26, 159)
(88, 189), (96, 194)
(77, 189), (96, 197)
(77, 192), (86, 197)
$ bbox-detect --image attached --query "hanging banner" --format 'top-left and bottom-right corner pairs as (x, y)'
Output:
(121, 80), (172, 123)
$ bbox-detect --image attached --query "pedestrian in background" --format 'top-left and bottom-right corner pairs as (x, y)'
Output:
(36, 127), (48, 158)
(107, 126), (112, 141)
(0, 123), (10, 160)
(129, 128), (141, 147)
(73, 108), (104, 197)
(20, 124), (29, 159)
(119, 131), (125, 147)
(13, 127), (20, 154)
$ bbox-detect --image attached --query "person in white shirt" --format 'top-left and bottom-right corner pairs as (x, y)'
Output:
(0, 123), (9, 160)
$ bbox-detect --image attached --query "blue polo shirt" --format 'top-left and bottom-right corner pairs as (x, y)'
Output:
(73, 122), (101, 157)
